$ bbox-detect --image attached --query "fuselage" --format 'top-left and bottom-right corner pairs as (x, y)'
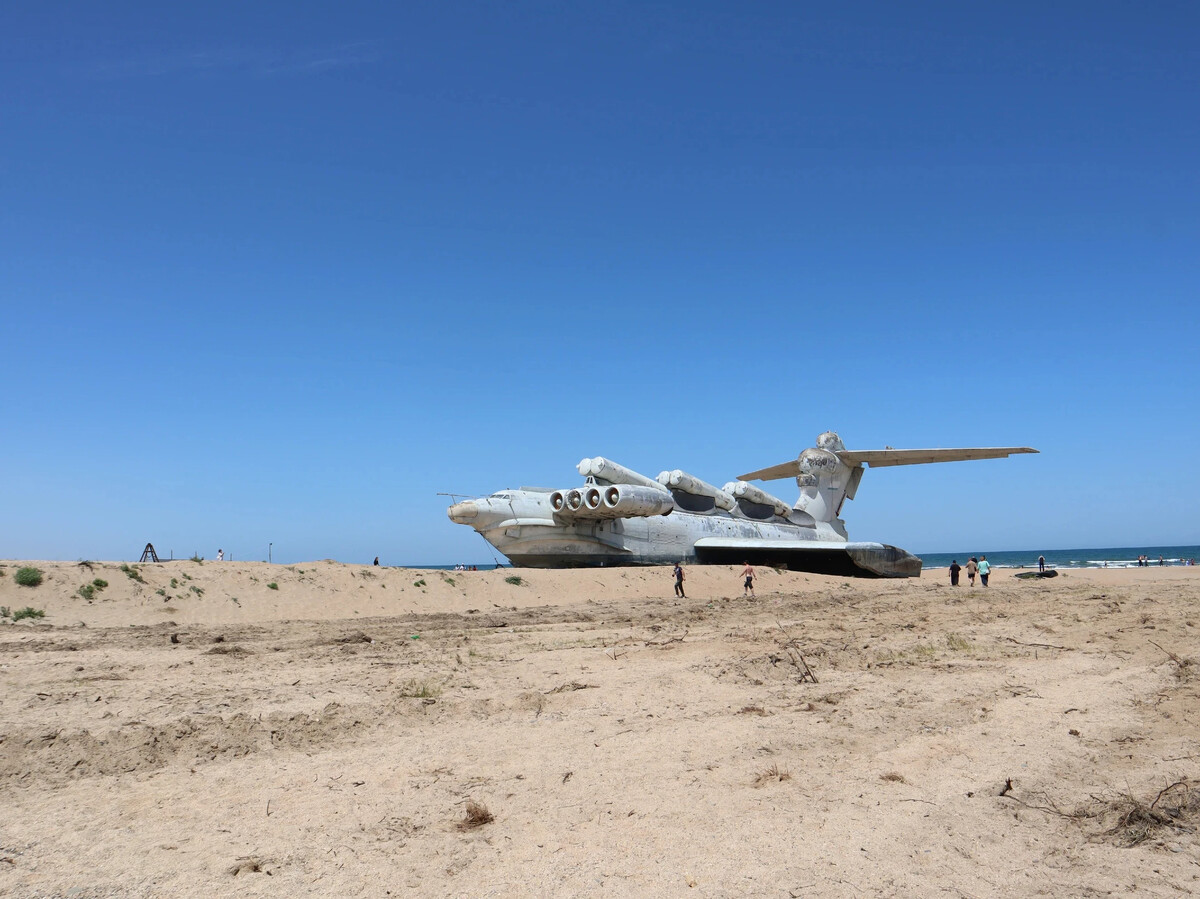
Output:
(449, 487), (847, 567)
(446, 433), (1036, 577)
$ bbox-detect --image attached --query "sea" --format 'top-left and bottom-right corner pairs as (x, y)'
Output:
(424, 545), (1200, 571)
(916, 545), (1200, 571)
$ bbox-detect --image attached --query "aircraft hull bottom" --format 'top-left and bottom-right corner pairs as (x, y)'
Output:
(501, 542), (921, 578)
(693, 542), (922, 578)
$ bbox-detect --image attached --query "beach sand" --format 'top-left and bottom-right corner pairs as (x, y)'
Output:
(1, 559), (1198, 897)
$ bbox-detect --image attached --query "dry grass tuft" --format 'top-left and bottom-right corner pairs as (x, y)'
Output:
(1106, 780), (1198, 846)
(880, 772), (907, 784)
(754, 764), (791, 787)
(738, 705), (769, 716)
(458, 799), (494, 830)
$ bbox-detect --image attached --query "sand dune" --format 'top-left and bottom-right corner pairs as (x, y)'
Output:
(1, 559), (1198, 896)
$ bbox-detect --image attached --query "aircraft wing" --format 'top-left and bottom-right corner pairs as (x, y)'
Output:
(737, 460), (806, 481)
(835, 447), (1038, 467)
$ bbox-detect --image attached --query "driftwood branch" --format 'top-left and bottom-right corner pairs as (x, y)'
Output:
(1004, 637), (1071, 650)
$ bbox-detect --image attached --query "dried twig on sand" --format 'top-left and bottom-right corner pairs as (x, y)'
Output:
(775, 620), (818, 683)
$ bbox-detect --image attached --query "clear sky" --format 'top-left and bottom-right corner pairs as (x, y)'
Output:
(3, 2), (1197, 564)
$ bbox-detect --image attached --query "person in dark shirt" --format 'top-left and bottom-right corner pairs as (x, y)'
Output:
(949, 560), (961, 586)
(673, 562), (686, 598)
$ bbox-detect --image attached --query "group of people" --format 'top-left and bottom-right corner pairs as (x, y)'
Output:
(671, 561), (757, 599)
(948, 556), (990, 587)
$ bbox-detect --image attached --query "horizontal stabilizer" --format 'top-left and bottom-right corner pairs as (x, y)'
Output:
(836, 447), (1038, 467)
(740, 446), (1037, 480)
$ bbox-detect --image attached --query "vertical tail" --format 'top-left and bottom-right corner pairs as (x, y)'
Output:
(739, 432), (1038, 532)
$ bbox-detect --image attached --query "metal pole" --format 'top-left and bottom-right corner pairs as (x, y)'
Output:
(269, 543), (273, 564)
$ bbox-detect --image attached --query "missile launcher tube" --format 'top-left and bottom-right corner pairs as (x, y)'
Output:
(723, 481), (793, 518)
(578, 457), (668, 493)
(657, 470), (736, 511)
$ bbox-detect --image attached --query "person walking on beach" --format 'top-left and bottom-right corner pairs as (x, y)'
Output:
(978, 555), (991, 587)
(966, 557), (978, 586)
(742, 561), (755, 597)
(673, 562), (686, 598)
(949, 559), (961, 586)
(1038, 555), (1045, 573)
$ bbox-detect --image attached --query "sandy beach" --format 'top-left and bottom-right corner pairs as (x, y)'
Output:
(1, 559), (1198, 897)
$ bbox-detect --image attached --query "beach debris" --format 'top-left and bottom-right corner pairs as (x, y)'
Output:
(545, 682), (597, 694)
(1106, 780), (1197, 846)
(1149, 640), (1194, 681)
(644, 627), (688, 647)
(457, 799), (494, 831)
(753, 764), (791, 787)
(774, 620), (818, 683)
(227, 856), (268, 876)
(334, 631), (374, 644)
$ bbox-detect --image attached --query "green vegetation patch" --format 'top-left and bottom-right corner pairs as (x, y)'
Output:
(14, 567), (44, 587)
(505, 575), (523, 586)
(12, 607), (45, 621)
(267, 582), (279, 591)
(119, 564), (146, 584)
(398, 679), (441, 699)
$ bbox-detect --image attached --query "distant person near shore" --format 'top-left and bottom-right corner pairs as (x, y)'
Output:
(216, 549), (224, 562)
(373, 556), (380, 566)
(673, 562), (686, 598)
(978, 556), (991, 587)
(966, 557), (978, 586)
(742, 561), (755, 597)
(1038, 555), (1045, 573)
(949, 560), (961, 586)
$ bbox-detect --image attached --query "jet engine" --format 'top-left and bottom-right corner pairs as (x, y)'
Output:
(550, 484), (673, 520)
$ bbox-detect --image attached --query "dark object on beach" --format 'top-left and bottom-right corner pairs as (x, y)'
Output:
(140, 543), (160, 563)
(1015, 570), (1058, 579)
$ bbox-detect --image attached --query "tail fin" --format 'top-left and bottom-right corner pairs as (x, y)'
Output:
(739, 432), (1038, 528)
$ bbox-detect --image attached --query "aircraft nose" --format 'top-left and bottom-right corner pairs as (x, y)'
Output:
(447, 501), (479, 524)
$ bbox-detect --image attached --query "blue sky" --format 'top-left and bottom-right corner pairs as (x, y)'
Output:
(3, 2), (1197, 564)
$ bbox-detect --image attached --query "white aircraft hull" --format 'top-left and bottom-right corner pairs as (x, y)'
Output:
(447, 434), (1035, 579)
(473, 508), (921, 577)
